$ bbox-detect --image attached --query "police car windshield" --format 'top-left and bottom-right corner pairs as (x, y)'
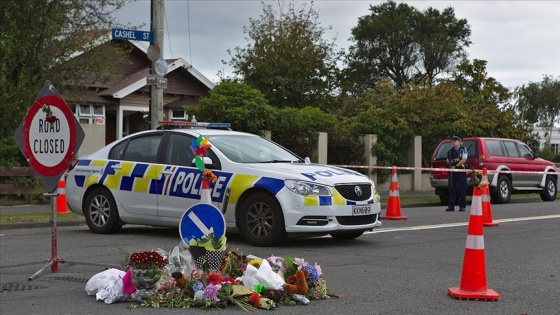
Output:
(209, 135), (303, 163)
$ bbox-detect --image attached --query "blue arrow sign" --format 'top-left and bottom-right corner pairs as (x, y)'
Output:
(179, 204), (225, 244)
(111, 28), (153, 42)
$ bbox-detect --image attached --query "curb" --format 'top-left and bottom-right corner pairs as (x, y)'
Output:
(0, 220), (85, 230)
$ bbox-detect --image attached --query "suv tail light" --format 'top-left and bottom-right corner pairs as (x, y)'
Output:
(479, 153), (486, 166)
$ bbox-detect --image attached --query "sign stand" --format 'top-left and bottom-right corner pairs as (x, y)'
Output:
(27, 192), (111, 280)
(11, 81), (112, 280)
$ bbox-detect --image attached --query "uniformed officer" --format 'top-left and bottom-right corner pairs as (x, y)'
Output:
(446, 133), (468, 211)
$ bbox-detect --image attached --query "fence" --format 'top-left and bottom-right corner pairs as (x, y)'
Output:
(0, 167), (42, 195)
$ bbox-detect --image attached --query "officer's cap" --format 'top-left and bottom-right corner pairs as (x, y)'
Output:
(451, 133), (463, 141)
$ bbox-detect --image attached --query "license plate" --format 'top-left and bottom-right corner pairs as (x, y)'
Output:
(352, 205), (371, 216)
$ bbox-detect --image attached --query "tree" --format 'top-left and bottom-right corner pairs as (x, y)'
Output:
(191, 81), (276, 135)
(226, 1), (342, 110)
(515, 75), (560, 147)
(270, 106), (339, 159)
(450, 59), (530, 140)
(343, 1), (470, 92)
(0, 0), (129, 141)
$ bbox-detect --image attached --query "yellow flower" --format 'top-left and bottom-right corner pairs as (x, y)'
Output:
(249, 259), (261, 268)
(203, 169), (217, 183)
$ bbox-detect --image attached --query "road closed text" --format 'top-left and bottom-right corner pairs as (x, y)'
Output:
(34, 118), (65, 153)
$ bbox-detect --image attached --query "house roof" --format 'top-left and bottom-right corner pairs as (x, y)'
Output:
(78, 31), (214, 99)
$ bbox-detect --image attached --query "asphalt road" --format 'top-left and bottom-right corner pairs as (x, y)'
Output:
(1, 199), (559, 315)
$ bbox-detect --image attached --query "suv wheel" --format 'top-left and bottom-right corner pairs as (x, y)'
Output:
(540, 175), (557, 202)
(491, 175), (511, 204)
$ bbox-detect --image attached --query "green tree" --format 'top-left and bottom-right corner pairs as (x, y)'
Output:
(226, 1), (342, 110)
(343, 79), (466, 173)
(191, 81), (276, 135)
(515, 75), (560, 147)
(450, 59), (530, 140)
(0, 0), (129, 142)
(343, 1), (470, 92)
(270, 106), (338, 159)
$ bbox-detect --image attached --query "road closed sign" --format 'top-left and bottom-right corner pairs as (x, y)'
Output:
(14, 81), (84, 192)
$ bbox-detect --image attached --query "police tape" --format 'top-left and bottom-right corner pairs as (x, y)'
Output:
(331, 164), (560, 176)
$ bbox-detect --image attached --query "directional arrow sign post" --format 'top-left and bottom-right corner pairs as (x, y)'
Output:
(179, 204), (226, 245)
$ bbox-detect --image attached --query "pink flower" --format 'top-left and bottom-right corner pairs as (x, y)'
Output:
(314, 262), (323, 276)
(293, 257), (307, 266)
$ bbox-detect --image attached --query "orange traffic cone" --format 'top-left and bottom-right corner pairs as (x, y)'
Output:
(200, 178), (212, 204)
(56, 177), (70, 214)
(481, 168), (498, 227)
(448, 186), (500, 301)
(381, 166), (407, 220)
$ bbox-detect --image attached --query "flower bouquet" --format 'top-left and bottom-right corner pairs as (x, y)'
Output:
(468, 167), (482, 186)
(127, 250), (168, 289)
(42, 104), (57, 123)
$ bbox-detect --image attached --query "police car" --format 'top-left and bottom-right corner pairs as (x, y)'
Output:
(65, 122), (382, 246)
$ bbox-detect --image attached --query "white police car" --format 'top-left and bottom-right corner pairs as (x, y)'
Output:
(65, 122), (382, 246)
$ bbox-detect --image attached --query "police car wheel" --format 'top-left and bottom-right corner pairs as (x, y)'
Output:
(83, 187), (122, 234)
(330, 231), (364, 240)
(238, 192), (286, 247)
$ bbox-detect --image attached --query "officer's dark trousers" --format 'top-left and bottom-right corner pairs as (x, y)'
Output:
(448, 170), (467, 209)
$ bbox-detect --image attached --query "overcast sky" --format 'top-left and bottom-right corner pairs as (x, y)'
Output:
(114, 0), (560, 90)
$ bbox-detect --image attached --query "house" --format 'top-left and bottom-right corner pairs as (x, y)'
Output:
(532, 126), (560, 153)
(65, 33), (214, 156)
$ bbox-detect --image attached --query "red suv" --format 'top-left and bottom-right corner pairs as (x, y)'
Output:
(430, 137), (557, 204)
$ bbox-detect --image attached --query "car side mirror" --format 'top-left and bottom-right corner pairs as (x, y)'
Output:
(533, 149), (540, 158)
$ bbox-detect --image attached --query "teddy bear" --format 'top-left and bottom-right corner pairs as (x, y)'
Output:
(282, 269), (309, 295)
(171, 271), (187, 289)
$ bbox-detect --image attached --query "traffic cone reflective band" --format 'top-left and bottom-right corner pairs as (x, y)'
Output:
(481, 168), (498, 227)
(381, 166), (407, 220)
(448, 186), (500, 301)
(56, 177), (70, 214)
(200, 178), (212, 204)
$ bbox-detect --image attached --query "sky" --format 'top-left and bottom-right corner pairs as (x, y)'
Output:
(113, 0), (560, 90)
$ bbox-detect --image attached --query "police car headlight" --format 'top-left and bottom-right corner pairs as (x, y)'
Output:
(284, 180), (331, 196)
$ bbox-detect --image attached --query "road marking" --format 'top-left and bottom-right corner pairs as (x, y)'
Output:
(364, 214), (560, 235)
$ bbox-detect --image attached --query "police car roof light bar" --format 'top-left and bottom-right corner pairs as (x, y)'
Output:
(158, 121), (231, 129)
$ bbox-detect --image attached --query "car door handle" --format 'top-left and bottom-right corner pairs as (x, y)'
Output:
(111, 164), (122, 170)
(161, 170), (173, 175)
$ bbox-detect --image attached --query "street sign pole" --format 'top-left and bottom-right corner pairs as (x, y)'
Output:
(12, 81), (110, 280)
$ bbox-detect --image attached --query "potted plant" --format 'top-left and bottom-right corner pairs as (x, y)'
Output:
(127, 250), (168, 289)
(188, 232), (227, 273)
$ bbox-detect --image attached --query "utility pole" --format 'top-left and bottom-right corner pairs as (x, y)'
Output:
(150, 0), (165, 130)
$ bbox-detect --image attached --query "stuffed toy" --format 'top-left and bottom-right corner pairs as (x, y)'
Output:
(282, 269), (309, 295)
(171, 271), (187, 289)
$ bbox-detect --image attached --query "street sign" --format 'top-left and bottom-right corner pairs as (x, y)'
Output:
(179, 204), (226, 244)
(14, 81), (85, 193)
(111, 28), (153, 42)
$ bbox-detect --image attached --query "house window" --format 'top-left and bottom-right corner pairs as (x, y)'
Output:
(92, 105), (104, 116)
(170, 109), (187, 120)
(76, 104), (105, 124)
(78, 105), (91, 116)
(551, 143), (559, 153)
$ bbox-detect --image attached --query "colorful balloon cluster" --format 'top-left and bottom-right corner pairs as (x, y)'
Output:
(190, 135), (212, 171)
